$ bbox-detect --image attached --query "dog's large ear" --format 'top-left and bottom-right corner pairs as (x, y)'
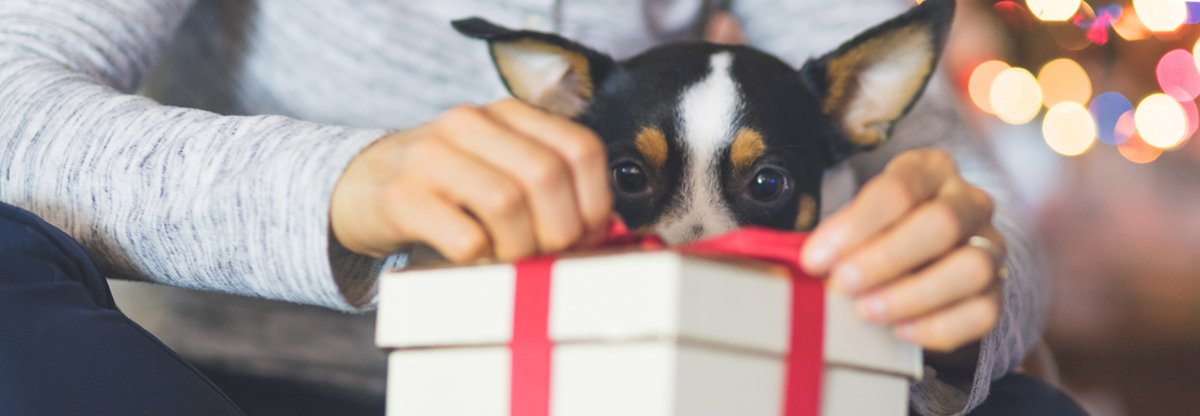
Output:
(799, 0), (955, 163)
(453, 18), (617, 118)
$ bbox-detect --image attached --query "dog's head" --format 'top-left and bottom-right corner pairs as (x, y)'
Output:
(455, 0), (954, 244)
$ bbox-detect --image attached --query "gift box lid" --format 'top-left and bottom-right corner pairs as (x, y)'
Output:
(376, 251), (922, 379)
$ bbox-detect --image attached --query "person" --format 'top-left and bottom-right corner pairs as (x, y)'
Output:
(0, 0), (1078, 415)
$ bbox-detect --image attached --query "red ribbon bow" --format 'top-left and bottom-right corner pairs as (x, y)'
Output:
(511, 222), (823, 416)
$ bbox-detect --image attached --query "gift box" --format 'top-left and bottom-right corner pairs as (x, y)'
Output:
(375, 230), (922, 416)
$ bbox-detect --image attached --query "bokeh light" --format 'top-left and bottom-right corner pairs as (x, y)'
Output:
(1156, 49), (1200, 101)
(969, 60), (1011, 114)
(1135, 93), (1188, 149)
(1116, 110), (1138, 145)
(1074, 2), (1099, 25)
(1027, 0), (1081, 22)
(1046, 2), (1095, 51)
(1177, 94), (1200, 140)
(1090, 92), (1135, 145)
(1038, 58), (1092, 108)
(995, 1), (1037, 28)
(1079, 3), (1116, 45)
(952, 0), (1200, 164)
(1046, 19), (1094, 51)
(1043, 102), (1097, 156)
(1113, 5), (1151, 40)
(1118, 133), (1165, 164)
(990, 67), (1044, 125)
(1188, 2), (1200, 25)
(1132, 0), (1187, 32)
(1192, 38), (1200, 77)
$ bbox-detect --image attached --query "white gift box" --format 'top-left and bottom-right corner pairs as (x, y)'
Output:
(376, 251), (922, 416)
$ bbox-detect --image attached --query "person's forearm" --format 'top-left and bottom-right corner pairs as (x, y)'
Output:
(0, 0), (389, 310)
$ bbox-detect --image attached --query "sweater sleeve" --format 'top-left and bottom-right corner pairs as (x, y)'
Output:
(0, 0), (389, 311)
(731, 1), (1049, 414)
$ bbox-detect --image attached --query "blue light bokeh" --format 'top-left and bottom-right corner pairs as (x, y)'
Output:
(1091, 92), (1134, 145)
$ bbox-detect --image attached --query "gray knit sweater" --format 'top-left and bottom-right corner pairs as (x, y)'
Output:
(0, 1), (1044, 414)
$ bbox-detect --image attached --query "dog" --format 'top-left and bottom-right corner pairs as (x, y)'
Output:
(454, 0), (954, 245)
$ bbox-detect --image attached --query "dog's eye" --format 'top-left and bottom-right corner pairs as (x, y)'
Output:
(748, 168), (787, 201)
(612, 161), (649, 193)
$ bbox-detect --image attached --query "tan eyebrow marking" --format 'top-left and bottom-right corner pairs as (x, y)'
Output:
(730, 127), (766, 170)
(795, 194), (818, 231)
(635, 126), (668, 168)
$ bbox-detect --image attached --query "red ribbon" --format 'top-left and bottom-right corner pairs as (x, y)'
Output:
(510, 255), (554, 416)
(511, 223), (823, 416)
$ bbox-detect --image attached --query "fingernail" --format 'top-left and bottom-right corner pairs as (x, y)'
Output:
(895, 324), (917, 342)
(802, 244), (833, 271)
(831, 263), (862, 293)
(857, 296), (888, 322)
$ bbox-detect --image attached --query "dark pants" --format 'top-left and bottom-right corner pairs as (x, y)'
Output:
(0, 202), (243, 416)
(0, 202), (1084, 416)
(968, 373), (1089, 416)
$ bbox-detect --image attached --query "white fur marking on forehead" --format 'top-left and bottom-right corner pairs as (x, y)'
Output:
(679, 52), (741, 154)
(652, 51), (742, 244)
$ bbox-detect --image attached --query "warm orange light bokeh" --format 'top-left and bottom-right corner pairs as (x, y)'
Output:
(1113, 5), (1151, 41)
(969, 60), (1012, 114)
(1117, 133), (1165, 163)
(1038, 58), (1093, 108)
(991, 67), (1044, 124)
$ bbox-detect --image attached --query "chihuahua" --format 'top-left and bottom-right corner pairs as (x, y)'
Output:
(454, 0), (954, 245)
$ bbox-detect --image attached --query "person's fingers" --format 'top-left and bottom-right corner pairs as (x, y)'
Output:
(854, 245), (997, 324)
(482, 99), (612, 243)
(830, 178), (991, 294)
(381, 186), (493, 263)
(894, 286), (1003, 353)
(801, 149), (958, 276)
(435, 105), (585, 253)
(404, 135), (538, 261)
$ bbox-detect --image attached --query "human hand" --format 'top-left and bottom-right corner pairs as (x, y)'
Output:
(800, 149), (1004, 353)
(330, 99), (612, 262)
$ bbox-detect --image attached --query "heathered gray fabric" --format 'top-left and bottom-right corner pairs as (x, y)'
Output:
(0, 0), (1044, 414)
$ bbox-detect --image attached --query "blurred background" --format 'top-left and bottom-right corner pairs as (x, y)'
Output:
(938, 0), (1200, 414)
